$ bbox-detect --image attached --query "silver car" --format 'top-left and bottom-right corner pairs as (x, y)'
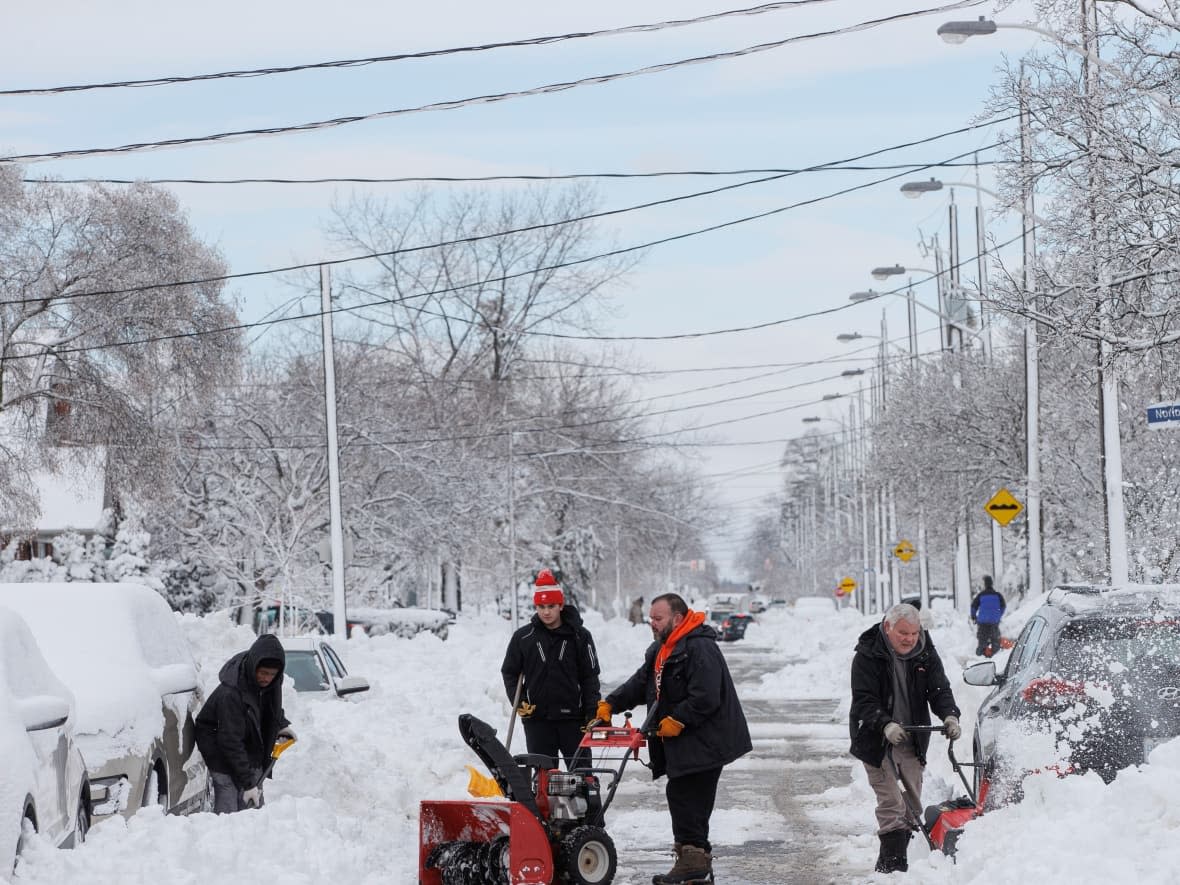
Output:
(0, 583), (208, 821)
(278, 636), (370, 697)
(0, 606), (90, 875)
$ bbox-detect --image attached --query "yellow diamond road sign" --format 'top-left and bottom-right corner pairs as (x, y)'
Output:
(838, 576), (857, 593)
(985, 487), (1024, 526)
(893, 540), (916, 563)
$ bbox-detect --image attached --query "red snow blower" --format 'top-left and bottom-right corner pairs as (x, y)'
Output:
(884, 724), (987, 858)
(420, 712), (648, 885)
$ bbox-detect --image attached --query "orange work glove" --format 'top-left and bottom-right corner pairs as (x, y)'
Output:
(595, 700), (613, 724)
(656, 716), (685, 738)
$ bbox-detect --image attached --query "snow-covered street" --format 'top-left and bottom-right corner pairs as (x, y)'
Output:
(11, 599), (1180, 884)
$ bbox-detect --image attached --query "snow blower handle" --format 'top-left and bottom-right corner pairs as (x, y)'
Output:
(505, 673), (525, 752)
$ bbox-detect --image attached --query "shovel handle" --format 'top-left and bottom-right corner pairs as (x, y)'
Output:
(505, 673), (525, 751)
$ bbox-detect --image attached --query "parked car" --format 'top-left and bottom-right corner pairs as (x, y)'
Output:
(963, 583), (1180, 806)
(278, 636), (370, 697)
(0, 606), (90, 872)
(748, 595), (769, 614)
(0, 583), (208, 821)
(344, 606), (451, 640)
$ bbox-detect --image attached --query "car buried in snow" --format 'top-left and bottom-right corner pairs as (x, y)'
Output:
(0, 606), (90, 874)
(963, 583), (1180, 806)
(0, 583), (208, 822)
(278, 636), (370, 697)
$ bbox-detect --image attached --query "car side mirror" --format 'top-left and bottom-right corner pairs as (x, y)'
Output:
(151, 663), (199, 696)
(335, 675), (370, 697)
(963, 661), (998, 687)
(17, 695), (71, 731)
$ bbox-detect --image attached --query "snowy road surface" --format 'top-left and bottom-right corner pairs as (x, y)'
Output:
(609, 638), (857, 883)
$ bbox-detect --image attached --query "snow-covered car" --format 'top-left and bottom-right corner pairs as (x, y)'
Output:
(0, 606), (90, 874)
(793, 596), (839, 615)
(0, 583), (208, 821)
(748, 595), (769, 614)
(344, 606), (450, 640)
(278, 636), (370, 697)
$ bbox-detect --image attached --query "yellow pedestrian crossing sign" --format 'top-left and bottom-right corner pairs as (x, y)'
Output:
(985, 487), (1024, 527)
(893, 540), (916, 562)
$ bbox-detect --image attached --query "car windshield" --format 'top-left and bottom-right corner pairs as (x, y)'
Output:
(285, 650), (329, 691)
(1054, 617), (1180, 682)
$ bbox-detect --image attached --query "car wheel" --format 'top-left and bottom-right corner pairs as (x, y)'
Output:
(75, 794), (90, 845)
(14, 811), (35, 873)
(142, 764), (169, 813)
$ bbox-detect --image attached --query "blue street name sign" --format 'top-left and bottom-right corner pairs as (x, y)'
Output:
(1147, 402), (1180, 430)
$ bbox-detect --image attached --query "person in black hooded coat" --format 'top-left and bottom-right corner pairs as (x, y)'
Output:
(196, 633), (293, 813)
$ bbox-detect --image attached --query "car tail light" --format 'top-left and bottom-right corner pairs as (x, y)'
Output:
(722, 620), (731, 628)
(1021, 677), (1088, 708)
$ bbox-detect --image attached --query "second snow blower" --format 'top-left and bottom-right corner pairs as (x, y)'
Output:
(420, 712), (648, 885)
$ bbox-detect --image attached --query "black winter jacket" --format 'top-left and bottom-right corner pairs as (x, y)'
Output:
(195, 634), (291, 789)
(501, 606), (601, 722)
(606, 623), (752, 779)
(849, 623), (960, 768)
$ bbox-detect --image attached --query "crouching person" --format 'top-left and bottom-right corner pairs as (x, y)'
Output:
(196, 633), (295, 813)
(849, 603), (961, 873)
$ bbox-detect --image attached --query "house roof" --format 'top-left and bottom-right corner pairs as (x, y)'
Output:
(28, 446), (108, 534)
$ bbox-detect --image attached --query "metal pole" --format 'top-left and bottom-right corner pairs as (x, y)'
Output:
(615, 524), (622, 613)
(888, 483), (901, 602)
(974, 153), (993, 360)
(949, 196), (962, 352)
(991, 519), (1004, 587)
(1021, 67), (1044, 599)
(319, 265), (348, 639)
(918, 506), (930, 609)
(508, 427), (519, 630)
(907, 281), (918, 368)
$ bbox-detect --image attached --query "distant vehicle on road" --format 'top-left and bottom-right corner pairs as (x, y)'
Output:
(279, 636), (370, 697)
(748, 595), (769, 613)
(0, 582), (208, 821)
(0, 606), (90, 871)
(717, 612), (755, 642)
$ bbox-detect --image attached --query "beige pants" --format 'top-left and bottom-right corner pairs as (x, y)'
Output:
(864, 742), (923, 834)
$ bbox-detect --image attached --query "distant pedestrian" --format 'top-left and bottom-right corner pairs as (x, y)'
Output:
(970, 575), (1007, 657)
(195, 633), (295, 813)
(628, 596), (645, 626)
(501, 569), (602, 769)
(600, 593), (751, 884)
(849, 603), (961, 874)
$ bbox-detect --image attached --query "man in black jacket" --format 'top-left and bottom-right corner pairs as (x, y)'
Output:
(196, 633), (294, 813)
(849, 603), (961, 873)
(501, 569), (601, 769)
(599, 593), (751, 885)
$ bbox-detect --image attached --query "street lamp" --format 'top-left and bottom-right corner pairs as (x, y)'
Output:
(936, 16), (997, 43)
(871, 266), (905, 280)
(822, 393), (843, 401)
(802, 416), (822, 423)
(841, 368), (865, 377)
(836, 332), (862, 342)
(900, 178), (944, 198)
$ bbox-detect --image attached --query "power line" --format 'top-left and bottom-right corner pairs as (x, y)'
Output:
(0, 1), (853, 97)
(26, 159), (1006, 188)
(0, 0), (988, 164)
(3, 123), (1007, 309)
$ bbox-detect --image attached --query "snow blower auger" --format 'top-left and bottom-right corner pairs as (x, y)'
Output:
(420, 712), (648, 885)
(884, 725), (987, 859)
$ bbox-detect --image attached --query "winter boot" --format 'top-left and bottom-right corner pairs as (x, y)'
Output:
(873, 829), (910, 874)
(653, 844), (712, 884)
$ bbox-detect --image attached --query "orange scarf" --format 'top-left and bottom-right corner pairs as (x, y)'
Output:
(654, 610), (706, 697)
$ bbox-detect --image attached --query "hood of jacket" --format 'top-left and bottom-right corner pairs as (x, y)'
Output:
(219, 633), (287, 694)
(528, 604), (584, 634)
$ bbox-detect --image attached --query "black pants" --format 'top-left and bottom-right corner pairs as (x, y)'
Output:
(976, 622), (1001, 655)
(523, 719), (586, 769)
(666, 766), (723, 851)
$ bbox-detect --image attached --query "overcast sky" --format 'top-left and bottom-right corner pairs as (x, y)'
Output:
(1, 0), (1046, 579)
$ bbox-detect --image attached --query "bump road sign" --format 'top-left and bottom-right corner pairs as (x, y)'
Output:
(893, 540), (916, 562)
(984, 487), (1024, 527)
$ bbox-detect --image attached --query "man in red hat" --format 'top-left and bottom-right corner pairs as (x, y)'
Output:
(500, 568), (602, 768)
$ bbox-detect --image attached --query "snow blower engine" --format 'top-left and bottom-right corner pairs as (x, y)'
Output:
(419, 712), (647, 885)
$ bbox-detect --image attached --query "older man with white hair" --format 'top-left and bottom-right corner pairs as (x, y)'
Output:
(849, 603), (961, 874)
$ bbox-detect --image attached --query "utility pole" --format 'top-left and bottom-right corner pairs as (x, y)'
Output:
(508, 425), (519, 630)
(1021, 66), (1045, 599)
(319, 265), (347, 639)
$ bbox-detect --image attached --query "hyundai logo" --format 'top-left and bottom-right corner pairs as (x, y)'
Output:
(1157, 686), (1180, 701)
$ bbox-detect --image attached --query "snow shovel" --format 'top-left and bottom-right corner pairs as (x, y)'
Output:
(504, 673), (525, 752)
(254, 736), (297, 789)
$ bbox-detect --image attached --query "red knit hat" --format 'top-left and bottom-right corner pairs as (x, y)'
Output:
(533, 568), (564, 606)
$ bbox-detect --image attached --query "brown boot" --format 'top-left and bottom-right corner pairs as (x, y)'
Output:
(653, 844), (712, 884)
